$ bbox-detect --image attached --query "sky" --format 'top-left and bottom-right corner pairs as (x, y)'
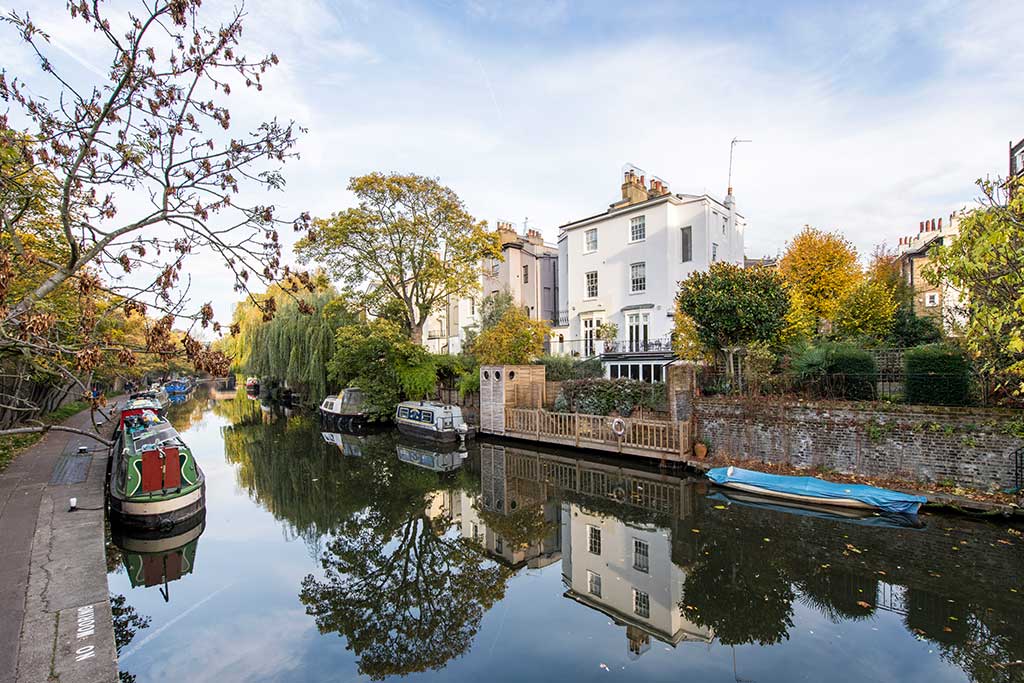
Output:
(3, 0), (1023, 332)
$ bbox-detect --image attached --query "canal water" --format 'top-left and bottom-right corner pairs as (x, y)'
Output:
(107, 388), (1024, 682)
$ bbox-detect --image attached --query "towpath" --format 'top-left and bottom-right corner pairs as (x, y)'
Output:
(0, 403), (119, 682)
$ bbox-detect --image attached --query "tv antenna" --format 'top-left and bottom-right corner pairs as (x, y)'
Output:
(727, 137), (752, 195)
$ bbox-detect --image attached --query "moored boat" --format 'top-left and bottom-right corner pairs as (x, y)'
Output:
(164, 378), (190, 395)
(319, 388), (373, 432)
(110, 514), (205, 600)
(394, 400), (474, 443)
(109, 406), (206, 529)
(706, 466), (926, 515)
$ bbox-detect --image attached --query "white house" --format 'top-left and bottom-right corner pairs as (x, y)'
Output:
(554, 168), (745, 380)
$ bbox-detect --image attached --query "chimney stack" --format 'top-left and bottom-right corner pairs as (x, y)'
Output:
(619, 168), (649, 206)
(938, 217), (943, 231)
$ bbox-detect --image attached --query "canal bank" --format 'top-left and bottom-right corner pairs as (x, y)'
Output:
(0, 403), (119, 683)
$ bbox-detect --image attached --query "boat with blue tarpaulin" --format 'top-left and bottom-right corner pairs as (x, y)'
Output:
(706, 466), (926, 515)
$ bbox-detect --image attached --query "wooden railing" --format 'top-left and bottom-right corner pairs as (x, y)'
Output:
(503, 408), (690, 459)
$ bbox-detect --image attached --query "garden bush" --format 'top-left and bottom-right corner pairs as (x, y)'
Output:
(535, 355), (603, 382)
(556, 378), (667, 416)
(904, 344), (971, 406)
(790, 342), (877, 400)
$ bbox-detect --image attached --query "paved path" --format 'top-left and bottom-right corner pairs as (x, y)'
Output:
(0, 404), (119, 683)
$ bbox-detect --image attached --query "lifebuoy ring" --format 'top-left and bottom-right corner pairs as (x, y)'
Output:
(612, 486), (626, 502)
(611, 418), (626, 437)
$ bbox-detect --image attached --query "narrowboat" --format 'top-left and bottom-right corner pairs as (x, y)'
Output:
(320, 388), (373, 432)
(109, 406), (206, 530)
(394, 401), (474, 443)
(706, 466), (926, 515)
(110, 515), (205, 601)
(122, 396), (165, 417)
(131, 387), (170, 412)
(164, 378), (191, 395)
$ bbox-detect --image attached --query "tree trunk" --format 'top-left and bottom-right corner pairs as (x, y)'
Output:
(410, 321), (424, 346)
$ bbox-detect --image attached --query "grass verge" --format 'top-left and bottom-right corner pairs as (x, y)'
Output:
(0, 401), (91, 474)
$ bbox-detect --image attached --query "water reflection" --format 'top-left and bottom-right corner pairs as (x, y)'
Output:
(107, 393), (1024, 683)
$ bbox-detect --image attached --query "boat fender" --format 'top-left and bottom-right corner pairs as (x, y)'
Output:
(611, 418), (626, 437)
(727, 466), (734, 477)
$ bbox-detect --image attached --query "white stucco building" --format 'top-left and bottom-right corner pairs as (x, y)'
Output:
(553, 168), (745, 380)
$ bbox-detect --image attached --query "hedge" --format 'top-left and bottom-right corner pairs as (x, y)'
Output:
(791, 342), (877, 400)
(904, 344), (971, 406)
(554, 378), (667, 416)
(535, 355), (603, 382)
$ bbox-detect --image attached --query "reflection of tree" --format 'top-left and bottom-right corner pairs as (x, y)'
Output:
(301, 513), (510, 680)
(682, 533), (795, 646)
(796, 567), (876, 622)
(474, 501), (554, 550)
(110, 593), (150, 683)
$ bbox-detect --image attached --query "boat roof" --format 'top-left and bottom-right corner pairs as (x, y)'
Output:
(124, 421), (187, 453)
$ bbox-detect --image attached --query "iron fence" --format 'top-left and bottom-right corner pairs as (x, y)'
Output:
(696, 364), (1012, 407)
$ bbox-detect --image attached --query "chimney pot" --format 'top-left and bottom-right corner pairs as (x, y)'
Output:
(938, 217), (943, 230)
(919, 221), (924, 232)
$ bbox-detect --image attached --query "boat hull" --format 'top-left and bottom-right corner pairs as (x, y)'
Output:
(109, 481), (206, 530)
(717, 480), (873, 510)
(396, 421), (463, 443)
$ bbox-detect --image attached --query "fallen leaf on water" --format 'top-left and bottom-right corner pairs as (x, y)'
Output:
(763, 537), (771, 542)
(713, 505), (726, 510)
(856, 601), (872, 609)
(943, 627), (953, 633)
(949, 616), (959, 621)
(691, 528), (701, 533)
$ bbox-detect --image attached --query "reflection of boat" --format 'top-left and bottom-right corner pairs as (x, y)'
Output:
(320, 388), (373, 432)
(394, 400), (474, 443)
(706, 466), (926, 515)
(707, 490), (924, 529)
(396, 439), (467, 472)
(168, 391), (192, 405)
(321, 431), (367, 457)
(111, 515), (205, 601)
(109, 406), (206, 529)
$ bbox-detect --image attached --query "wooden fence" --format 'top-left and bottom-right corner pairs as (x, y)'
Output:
(503, 407), (690, 462)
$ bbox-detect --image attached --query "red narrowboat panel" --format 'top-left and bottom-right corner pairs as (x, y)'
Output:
(162, 447), (181, 489)
(141, 450), (165, 492)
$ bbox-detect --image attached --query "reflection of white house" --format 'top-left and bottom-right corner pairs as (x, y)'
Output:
(561, 503), (710, 654)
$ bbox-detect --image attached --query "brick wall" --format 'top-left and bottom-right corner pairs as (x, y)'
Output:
(694, 397), (1023, 489)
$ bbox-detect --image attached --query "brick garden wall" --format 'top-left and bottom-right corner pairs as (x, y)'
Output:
(694, 397), (1023, 490)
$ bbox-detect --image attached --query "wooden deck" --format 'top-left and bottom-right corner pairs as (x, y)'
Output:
(496, 407), (690, 463)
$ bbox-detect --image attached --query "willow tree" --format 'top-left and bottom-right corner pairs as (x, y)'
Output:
(0, 0), (308, 434)
(222, 280), (355, 400)
(295, 173), (501, 344)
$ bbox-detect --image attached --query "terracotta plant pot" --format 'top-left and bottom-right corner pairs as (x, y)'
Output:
(694, 442), (708, 460)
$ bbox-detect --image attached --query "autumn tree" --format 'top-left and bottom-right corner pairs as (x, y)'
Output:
(0, 1), (309, 433)
(470, 307), (549, 365)
(295, 173), (501, 344)
(928, 177), (1024, 395)
(779, 227), (861, 328)
(674, 263), (790, 352)
(833, 279), (898, 343)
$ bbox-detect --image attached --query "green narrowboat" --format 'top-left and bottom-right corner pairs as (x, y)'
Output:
(109, 406), (206, 530)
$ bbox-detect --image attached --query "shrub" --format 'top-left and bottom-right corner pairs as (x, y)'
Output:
(557, 378), (667, 416)
(904, 344), (971, 406)
(535, 355), (603, 382)
(790, 342), (877, 400)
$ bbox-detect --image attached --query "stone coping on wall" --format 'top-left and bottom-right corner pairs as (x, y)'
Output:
(693, 395), (1023, 421)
